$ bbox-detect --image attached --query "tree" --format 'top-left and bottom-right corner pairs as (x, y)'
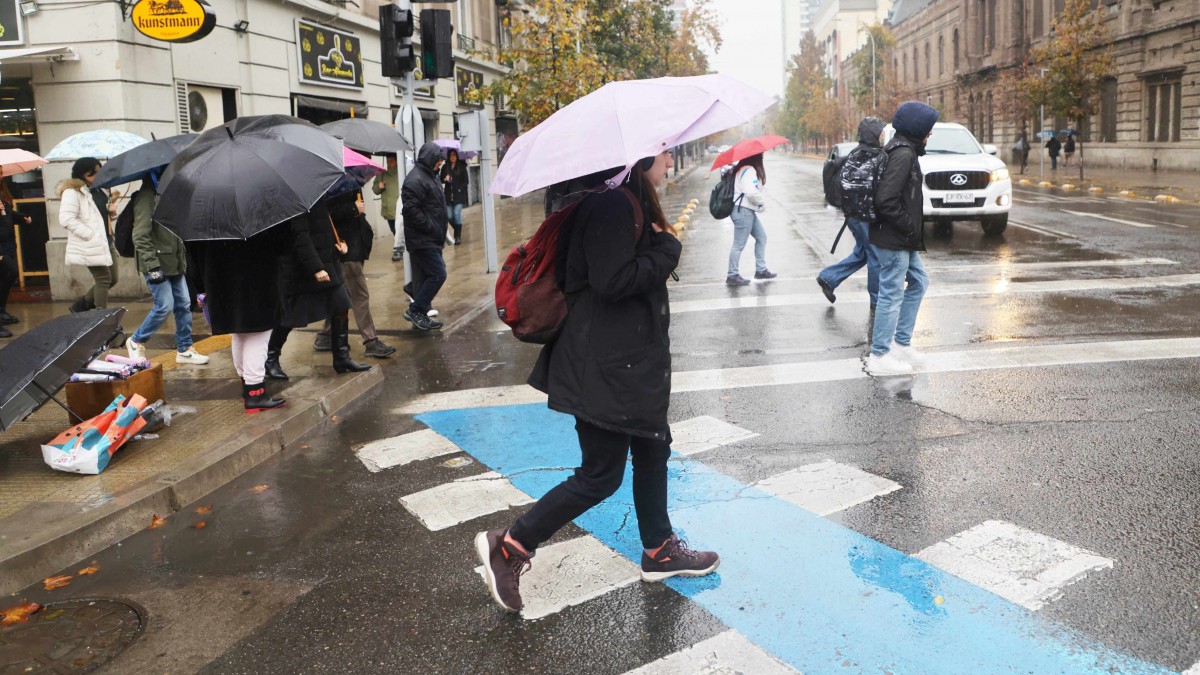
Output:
(846, 23), (893, 117)
(779, 31), (845, 150)
(665, 0), (722, 77)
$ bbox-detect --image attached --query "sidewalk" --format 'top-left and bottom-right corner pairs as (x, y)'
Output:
(0, 189), (549, 595)
(1010, 161), (1200, 201)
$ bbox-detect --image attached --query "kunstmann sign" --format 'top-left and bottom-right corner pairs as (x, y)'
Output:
(296, 20), (363, 90)
(131, 0), (215, 43)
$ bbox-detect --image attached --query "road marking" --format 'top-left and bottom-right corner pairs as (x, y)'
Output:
(916, 520), (1114, 611)
(1183, 662), (1200, 675)
(670, 416), (758, 456)
(756, 460), (902, 516)
(624, 630), (798, 675)
(354, 429), (461, 472)
(474, 535), (640, 621)
(430, 405), (1169, 674)
(1061, 209), (1157, 228)
(1010, 220), (1074, 238)
(400, 471), (533, 531)
(395, 337), (1200, 415)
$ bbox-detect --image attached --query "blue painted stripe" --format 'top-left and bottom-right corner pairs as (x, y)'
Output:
(418, 404), (1174, 675)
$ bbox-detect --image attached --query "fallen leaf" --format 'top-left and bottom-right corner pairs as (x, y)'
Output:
(148, 515), (166, 529)
(1, 602), (40, 626)
(194, 505), (212, 515)
(42, 575), (72, 591)
(192, 521), (207, 529)
(77, 566), (100, 576)
(248, 484), (270, 494)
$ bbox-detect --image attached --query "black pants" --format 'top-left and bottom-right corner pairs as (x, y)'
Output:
(407, 247), (446, 315)
(0, 247), (16, 311)
(509, 417), (673, 552)
(268, 325), (291, 353)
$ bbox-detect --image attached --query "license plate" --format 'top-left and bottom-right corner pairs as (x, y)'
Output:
(942, 192), (975, 204)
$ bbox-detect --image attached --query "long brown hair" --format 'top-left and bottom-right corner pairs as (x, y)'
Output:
(629, 160), (668, 230)
(0, 178), (14, 209)
(734, 153), (766, 185)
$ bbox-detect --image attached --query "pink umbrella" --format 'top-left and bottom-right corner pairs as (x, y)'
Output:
(711, 135), (788, 170)
(0, 149), (47, 177)
(433, 139), (479, 160)
(490, 74), (775, 197)
(326, 147), (386, 197)
(343, 147), (385, 174)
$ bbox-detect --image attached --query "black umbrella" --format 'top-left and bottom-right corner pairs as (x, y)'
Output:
(0, 308), (125, 431)
(93, 133), (198, 189)
(320, 118), (412, 155)
(154, 115), (345, 241)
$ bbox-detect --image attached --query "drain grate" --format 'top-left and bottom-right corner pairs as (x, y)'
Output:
(0, 598), (146, 673)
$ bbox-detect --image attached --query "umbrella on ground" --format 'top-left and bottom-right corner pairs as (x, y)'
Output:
(711, 135), (789, 170)
(0, 308), (125, 431)
(326, 147), (387, 198)
(491, 74), (775, 197)
(320, 118), (411, 156)
(154, 115), (345, 241)
(93, 134), (197, 189)
(45, 130), (149, 161)
(433, 138), (479, 160)
(0, 149), (47, 177)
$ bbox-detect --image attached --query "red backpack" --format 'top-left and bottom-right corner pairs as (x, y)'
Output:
(496, 188), (643, 343)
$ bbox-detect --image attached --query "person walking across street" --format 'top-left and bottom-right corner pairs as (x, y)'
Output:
(371, 155), (403, 262)
(726, 153), (776, 286)
(59, 157), (119, 312)
(865, 101), (937, 377)
(1046, 135), (1061, 170)
(401, 142), (449, 331)
(441, 149), (469, 245)
(311, 190), (396, 359)
(125, 175), (210, 366)
(1063, 133), (1076, 168)
(817, 117), (886, 308)
(475, 152), (720, 614)
(1013, 133), (1031, 175)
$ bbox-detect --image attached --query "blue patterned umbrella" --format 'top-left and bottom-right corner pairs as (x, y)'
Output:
(45, 130), (150, 161)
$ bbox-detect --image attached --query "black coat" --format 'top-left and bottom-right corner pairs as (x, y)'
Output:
(190, 228), (285, 334)
(327, 191), (373, 263)
(528, 188), (682, 440)
(1046, 137), (1061, 157)
(402, 143), (449, 251)
(0, 209), (14, 257)
(872, 135), (925, 251)
(279, 203), (345, 296)
(441, 160), (469, 205)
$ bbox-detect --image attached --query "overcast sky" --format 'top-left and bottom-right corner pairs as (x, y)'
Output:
(705, 0), (785, 98)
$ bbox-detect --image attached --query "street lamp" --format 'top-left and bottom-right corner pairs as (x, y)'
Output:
(1039, 67), (1047, 181)
(858, 24), (877, 115)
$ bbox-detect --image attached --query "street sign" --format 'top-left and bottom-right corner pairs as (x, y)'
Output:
(296, 20), (364, 90)
(131, 0), (216, 43)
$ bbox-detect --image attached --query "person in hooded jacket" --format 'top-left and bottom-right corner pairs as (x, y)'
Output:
(866, 101), (938, 377)
(474, 152), (720, 615)
(401, 142), (450, 331)
(817, 117), (885, 307)
(59, 157), (118, 312)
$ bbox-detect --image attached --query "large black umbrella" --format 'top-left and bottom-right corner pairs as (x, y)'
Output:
(320, 118), (412, 155)
(93, 133), (197, 189)
(154, 115), (345, 241)
(0, 309), (125, 431)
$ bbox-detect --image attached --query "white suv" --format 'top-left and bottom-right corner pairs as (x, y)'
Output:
(882, 122), (1012, 235)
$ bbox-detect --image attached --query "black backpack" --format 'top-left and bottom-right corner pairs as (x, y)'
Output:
(823, 154), (848, 208)
(113, 189), (139, 258)
(708, 168), (740, 219)
(839, 147), (888, 224)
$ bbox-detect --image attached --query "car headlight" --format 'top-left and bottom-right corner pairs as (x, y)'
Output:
(991, 168), (1011, 183)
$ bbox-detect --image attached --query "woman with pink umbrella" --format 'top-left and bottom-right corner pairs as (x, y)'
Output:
(713, 135), (787, 286)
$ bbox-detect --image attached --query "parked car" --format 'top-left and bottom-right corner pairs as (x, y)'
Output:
(882, 122), (1012, 235)
(826, 142), (858, 163)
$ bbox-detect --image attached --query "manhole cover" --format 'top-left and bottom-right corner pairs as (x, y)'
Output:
(0, 598), (146, 674)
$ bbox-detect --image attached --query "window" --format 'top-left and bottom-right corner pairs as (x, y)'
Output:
(986, 91), (994, 143)
(953, 29), (960, 69)
(913, 46), (919, 82)
(1099, 77), (1117, 142)
(902, 53), (908, 82)
(1034, 0), (1044, 36)
(938, 35), (945, 75)
(925, 42), (931, 80)
(1144, 73), (1182, 142)
(968, 93), (976, 135)
(986, 0), (997, 51)
(978, 0), (987, 53)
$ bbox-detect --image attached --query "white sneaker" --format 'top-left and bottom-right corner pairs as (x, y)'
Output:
(176, 348), (210, 365)
(865, 351), (914, 376)
(427, 308), (439, 318)
(889, 342), (927, 368)
(127, 338), (146, 361)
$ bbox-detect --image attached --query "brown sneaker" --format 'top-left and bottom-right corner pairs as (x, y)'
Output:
(641, 534), (720, 582)
(474, 529), (531, 613)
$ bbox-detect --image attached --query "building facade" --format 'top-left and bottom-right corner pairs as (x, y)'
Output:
(781, 0), (821, 89)
(812, 0), (890, 99)
(0, 0), (513, 298)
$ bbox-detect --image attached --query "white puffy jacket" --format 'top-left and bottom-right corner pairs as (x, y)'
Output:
(58, 179), (112, 268)
(734, 166), (766, 213)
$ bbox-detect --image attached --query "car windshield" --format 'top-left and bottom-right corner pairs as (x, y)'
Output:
(925, 128), (983, 155)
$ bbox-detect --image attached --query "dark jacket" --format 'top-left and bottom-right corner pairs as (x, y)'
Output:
(402, 143), (449, 251)
(0, 208), (14, 257)
(1046, 137), (1061, 157)
(872, 101), (937, 251)
(327, 191), (374, 263)
(528, 188), (683, 440)
(189, 227), (284, 334)
(90, 187), (110, 230)
(1064, 136), (1075, 153)
(131, 187), (187, 276)
(441, 160), (469, 205)
(279, 203), (345, 296)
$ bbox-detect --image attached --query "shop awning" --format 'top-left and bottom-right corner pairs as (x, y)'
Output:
(293, 95), (366, 117)
(0, 46), (78, 65)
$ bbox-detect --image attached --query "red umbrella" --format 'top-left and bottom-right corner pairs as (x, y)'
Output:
(711, 135), (789, 170)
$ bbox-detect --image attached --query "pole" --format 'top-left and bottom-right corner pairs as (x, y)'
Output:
(870, 32), (876, 114)
(393, 0), (415, 287)
(478, 113), (498, 274)
(1039, 68), (1047, 182)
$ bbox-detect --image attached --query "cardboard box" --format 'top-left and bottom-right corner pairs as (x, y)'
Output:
(64, 363), (165, 422)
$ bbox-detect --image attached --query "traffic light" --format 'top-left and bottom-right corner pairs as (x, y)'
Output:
(419, 8), (454, 79)
(379, 4), (415, 77)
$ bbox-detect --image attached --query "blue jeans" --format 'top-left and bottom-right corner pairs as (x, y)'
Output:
(818, 218), (879, 305)
(446, 203), (463, 225)
(407, 247), (447, 315)
(132, 274), (193, 351)
(870, 248), (928, 356)
(728, 206), (767, 277)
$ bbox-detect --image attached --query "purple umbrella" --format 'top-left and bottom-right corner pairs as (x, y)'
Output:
(490, 74), (775, 197)
(433, 139), (479, 160)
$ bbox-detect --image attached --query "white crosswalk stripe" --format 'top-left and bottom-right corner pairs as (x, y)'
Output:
(624, 630), (798, 674)
(915, 520), (1114, 611)
(755, 460), (902, 516)
(670, 416), (757, 456)
(1182, 662), (1200, 675)
(400, 472), (533, 531)
(354, 428), (462, 472)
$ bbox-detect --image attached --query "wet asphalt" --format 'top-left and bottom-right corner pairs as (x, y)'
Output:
(7, 155), (1200, 674)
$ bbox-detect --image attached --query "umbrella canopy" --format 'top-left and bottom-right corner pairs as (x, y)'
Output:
(0, 308), (125, 431)
(433, 139), (479, 160)
(327, 147), (386, 198)
(45, 130), (149, 161)
(711, 135), (789, 170)
(93, 134), (197, 189)
(320, 118), (412, 155)
(0, 149), (47, 177)
(491, 74), (775, 197)
(154, 115), (345, 241)
(1057, 129), (1079, 136)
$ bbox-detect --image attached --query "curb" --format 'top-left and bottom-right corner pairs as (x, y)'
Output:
(0, 367), (385, 596)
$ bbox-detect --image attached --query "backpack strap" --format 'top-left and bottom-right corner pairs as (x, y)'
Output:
(618, 187), (645, 241)
(830, 220), (848, 255)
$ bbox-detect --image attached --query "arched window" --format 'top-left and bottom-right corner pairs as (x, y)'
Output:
(1033, 0), (1044, 36)
(925, 42), (931, 80)
(913, 46), (919, 83)
(938, 35), (945, 75)
(986, 92), (994, 142)
(986, 0), (997, 51)
(902, 53), (908, 82)
(953, 29), (960, 70)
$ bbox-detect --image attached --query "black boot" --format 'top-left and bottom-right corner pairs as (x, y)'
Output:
(331, 315), (370, 374)
(264, 350), (289, 380)
(242, 381), (285, 413)
(0, 310), (17, 325)
(68, 297), (92, 314)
